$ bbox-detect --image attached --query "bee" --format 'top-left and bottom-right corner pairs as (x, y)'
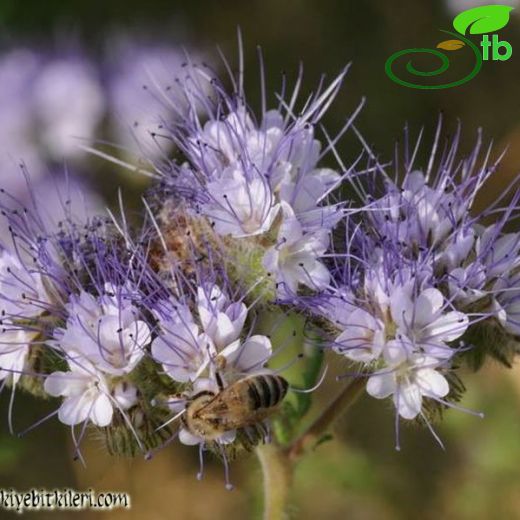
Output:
(182, 373), (289, 442)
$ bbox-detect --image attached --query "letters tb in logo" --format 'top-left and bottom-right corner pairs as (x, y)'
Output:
(480, 34), (513, 61)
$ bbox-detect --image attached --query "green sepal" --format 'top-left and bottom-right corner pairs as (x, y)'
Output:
(100, 403), (173, 457)
(460, 316), (517, 371)
(128, 356), (182, 400)
(15, 343), (68, 399)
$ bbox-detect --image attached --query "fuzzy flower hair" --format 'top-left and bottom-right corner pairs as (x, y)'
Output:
(133, 44), (364, 300)
(305, 122), (520, 443)
(0, 188), (159, 448)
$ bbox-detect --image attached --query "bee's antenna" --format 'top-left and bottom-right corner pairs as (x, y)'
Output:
(290, 364), (329, 394)
(155, 408), (186, 432)
(208, 353), (226, 390)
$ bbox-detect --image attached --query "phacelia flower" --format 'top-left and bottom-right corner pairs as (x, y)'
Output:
(44, 358), (137, 427)
(53, 285), (151, 377)
(0, 248), (52, 384)
(197, 284), (247, 349)
(263, 207), (330, 297)
(367, 350), (450, 420)
(135, 53), (360, 300)
(151, 299), (214, 383)
(4, 36), (520, 484)
(304, 124), (519, 435)
(43, 283), (150, 428)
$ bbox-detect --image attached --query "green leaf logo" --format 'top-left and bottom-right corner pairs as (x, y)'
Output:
(453, 4), (514, 35)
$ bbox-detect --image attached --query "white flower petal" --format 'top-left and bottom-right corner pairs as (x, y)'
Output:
(225, 335), (272, 371)
(302, 260), (330, 291)
(212, 313), (237, 348)
(197, 284), (226, 314)
(366, 373), (396, 399)
(113, 382), (138, 410)
(240, 335), (273, 369)
(90, 393), (114, 427)
(218, 339), (241, 360)
(427, 311), (468, 343)
(390, 285), (413, 328)
(58, 394), (91, 425)
(192, 378), (219, 394)
(0, 337), (30, 383)
(414, 288), (444, 326)
(44, 371), (87, 397)
(383, 339), (409, 365)
(335, 308), (383, 362)
(151, 323), (209, 383)
(395, 383), (422, 420)
(262, 247), (279, 275)
(416, 368), (450, 398)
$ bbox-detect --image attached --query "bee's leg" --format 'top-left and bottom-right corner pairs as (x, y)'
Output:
(243, 422), (268, 447)
(215, 370), (225, 391)
(197, 442), (206, 481)
(241, 426), (258, 450)
(215, 354), (227, 371)
(213, 355), (227, 391)
(258, 420), (271, 444)
(217, 442), (234, 490)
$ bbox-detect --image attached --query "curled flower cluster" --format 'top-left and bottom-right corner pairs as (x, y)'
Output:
(313, 132), (520, 438)
(0, 42), (520, 484)
(45, 285), (151, 427)
(155, 60), (359, 300)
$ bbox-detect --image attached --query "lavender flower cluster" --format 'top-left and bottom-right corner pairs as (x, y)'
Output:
(1, 42), (519, 478)
(318, 137), (520, 442)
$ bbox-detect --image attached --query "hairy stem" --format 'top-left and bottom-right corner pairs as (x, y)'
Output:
(256, 443), (292, 520)
(256, 378), (364, 518)
(288, 377), (365, 461)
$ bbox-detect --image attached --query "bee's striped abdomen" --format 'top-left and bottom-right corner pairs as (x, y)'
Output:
(247, 375), (289, 409)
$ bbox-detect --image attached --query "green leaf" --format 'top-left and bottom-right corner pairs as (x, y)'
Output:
(453, 5), (514, 35)
(314, 433), (334, 449)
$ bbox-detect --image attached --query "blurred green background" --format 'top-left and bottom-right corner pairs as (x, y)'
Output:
(0, 1), (519, 518)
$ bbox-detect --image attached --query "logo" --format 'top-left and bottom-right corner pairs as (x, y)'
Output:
(385, 4), (514, 89)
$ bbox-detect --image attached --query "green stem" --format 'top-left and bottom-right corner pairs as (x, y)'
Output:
(256, 443), (292, 520)
(255, 378), (365, 518)
(288, 377), (365, 461)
